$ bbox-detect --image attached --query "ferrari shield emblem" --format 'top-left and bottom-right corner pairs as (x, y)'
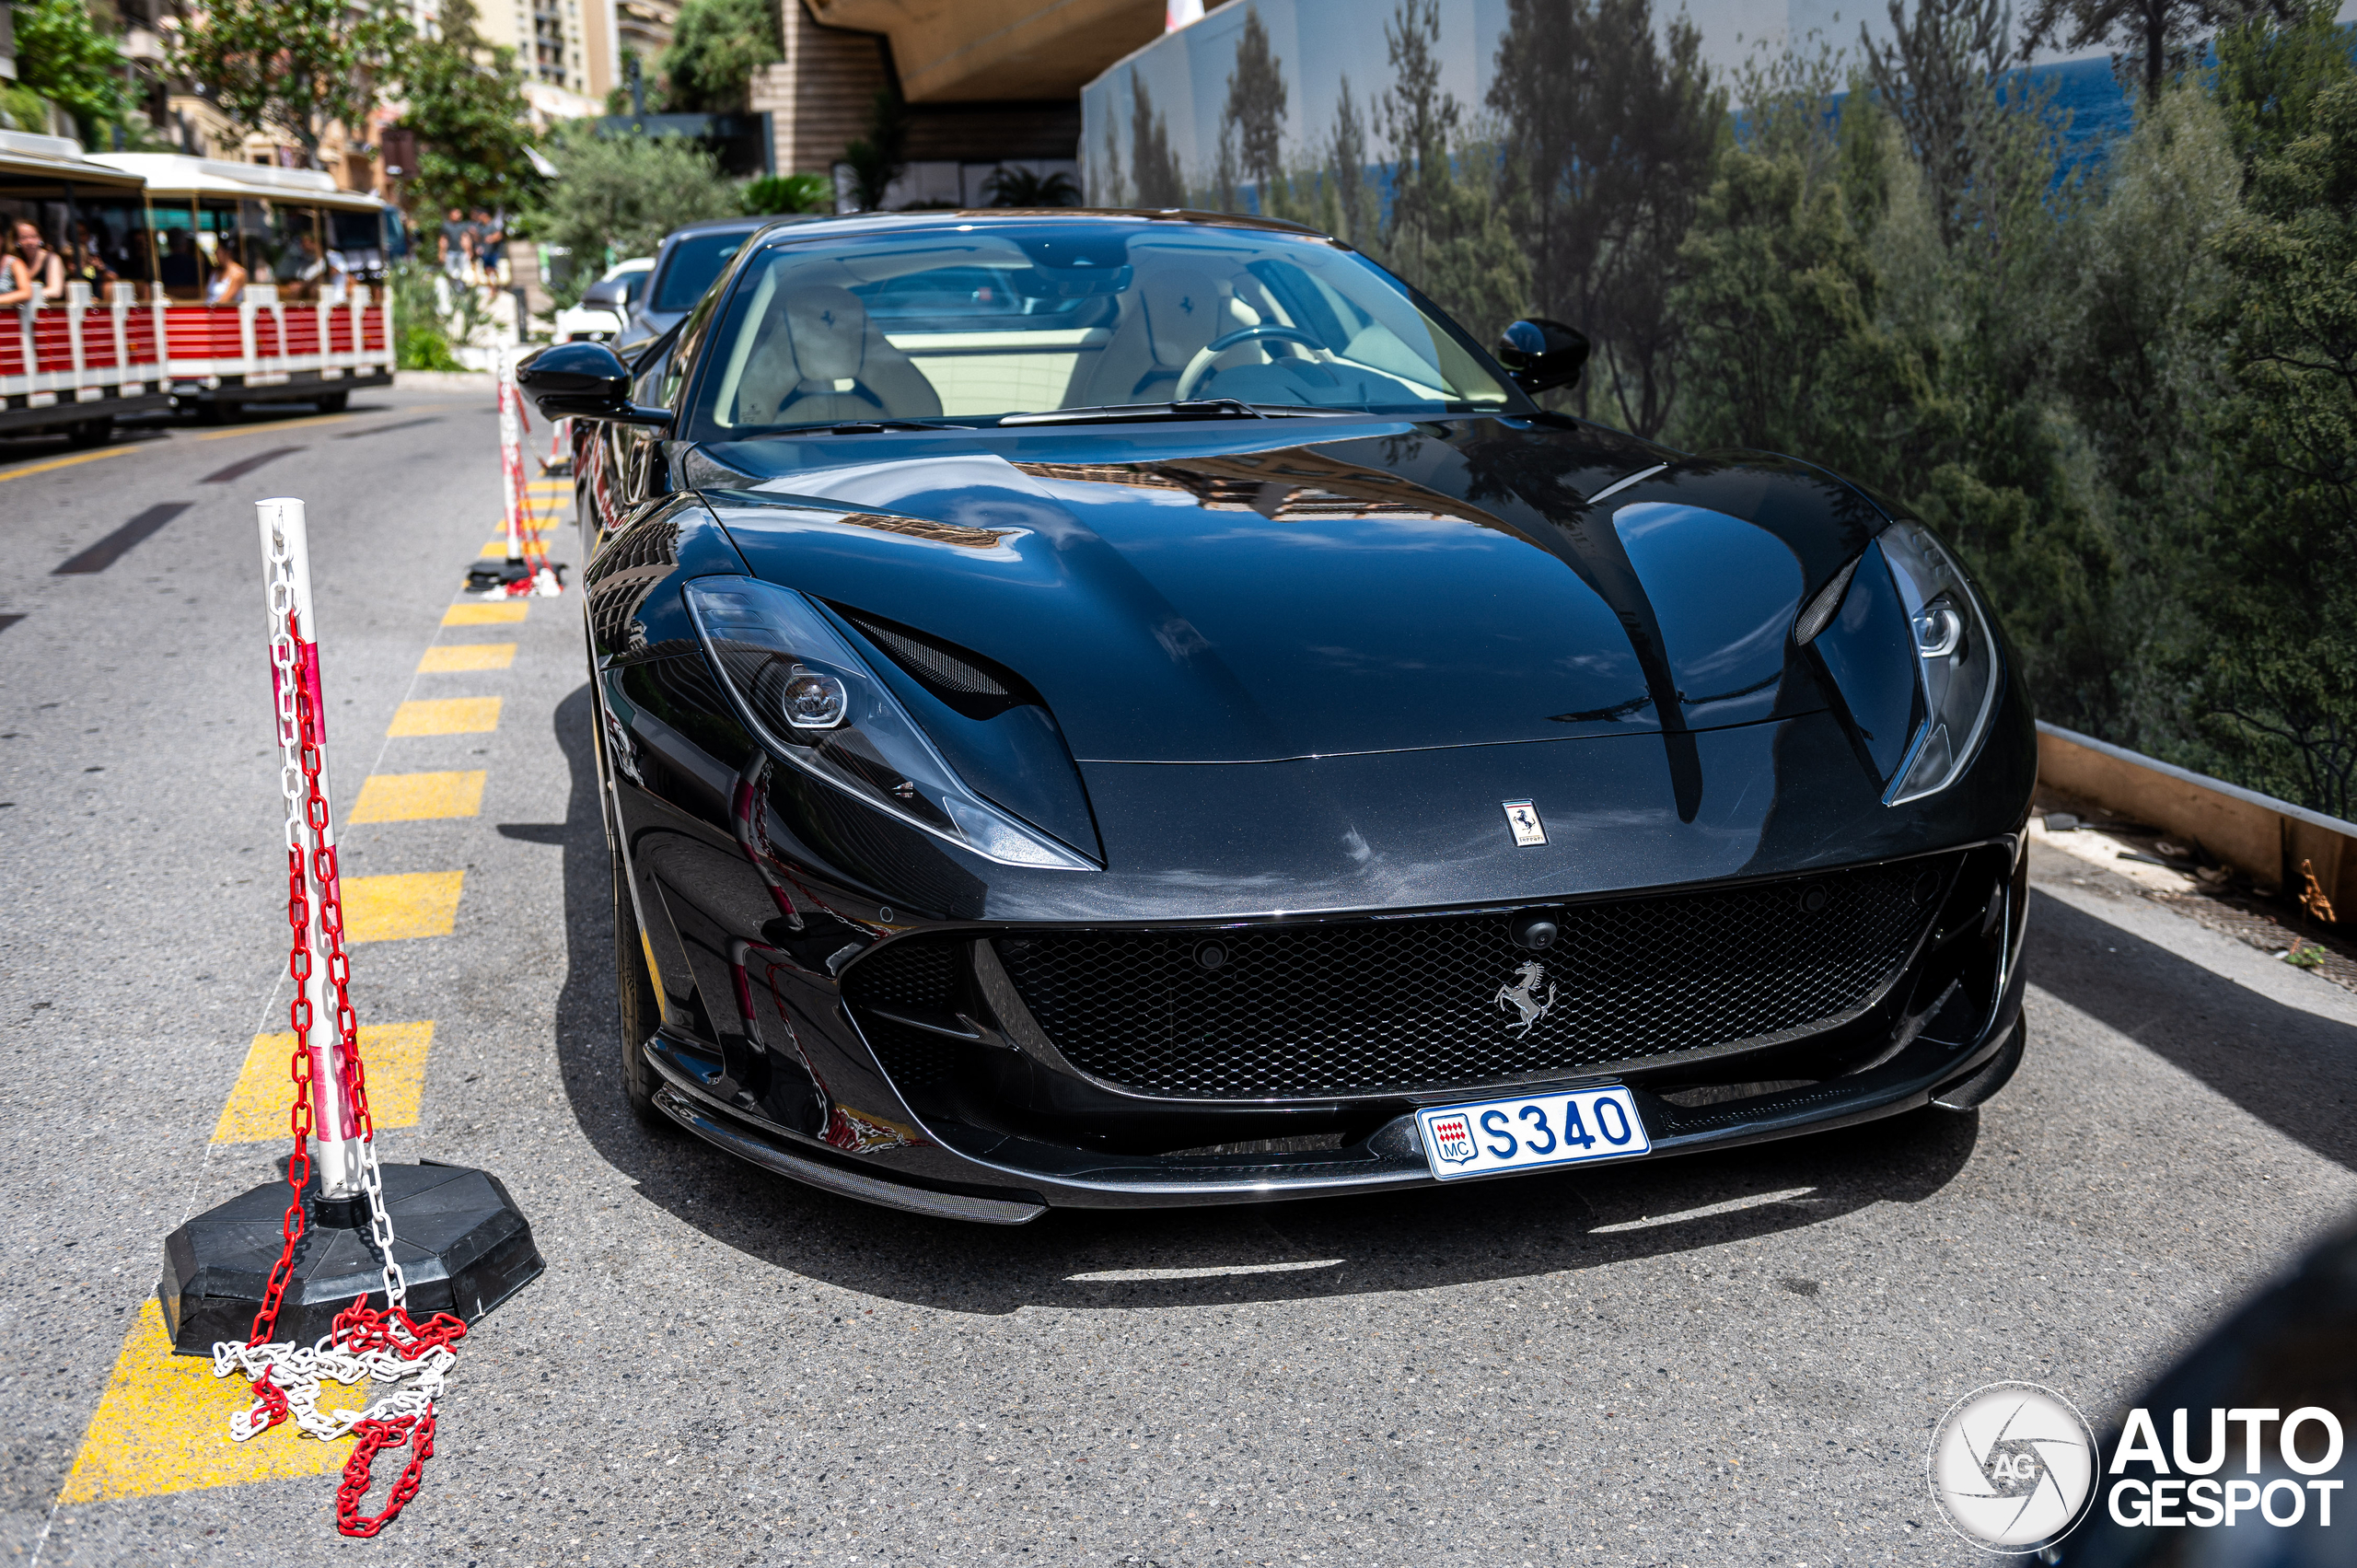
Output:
(1503, 799), (1546, 846)
(1427, 1111), (1479, 1166)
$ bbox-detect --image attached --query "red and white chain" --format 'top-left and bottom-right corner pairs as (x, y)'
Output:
(209, 506), (467, 1538)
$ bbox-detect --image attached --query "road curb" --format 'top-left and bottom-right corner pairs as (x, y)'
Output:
(393, 370), (498, 391)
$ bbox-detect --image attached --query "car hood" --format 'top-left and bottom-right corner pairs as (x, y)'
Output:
(695, 417), (1894, 767)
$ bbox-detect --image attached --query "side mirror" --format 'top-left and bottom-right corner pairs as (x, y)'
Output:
(1495, 318), (1591, 395)
(516, 341), (671, 426)
(578, 277), (628, 309)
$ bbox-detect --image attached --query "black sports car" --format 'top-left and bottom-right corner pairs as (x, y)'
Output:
(521, 209), (2036, 1224)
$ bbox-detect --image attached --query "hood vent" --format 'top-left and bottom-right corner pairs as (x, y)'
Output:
(835, 606), (1040, 722)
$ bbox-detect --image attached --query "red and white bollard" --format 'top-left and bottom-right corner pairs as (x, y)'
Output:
(260, 497), (366, 1204)
(470, 346), (563, 598)
(151, 499), (538, 1537)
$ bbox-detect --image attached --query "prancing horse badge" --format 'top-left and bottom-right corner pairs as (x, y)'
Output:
(1502, 799), (1547, 846)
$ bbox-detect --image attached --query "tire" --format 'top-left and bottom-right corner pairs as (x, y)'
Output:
(612, 842), (670, 1130)
(316, 390), (349, 412)
(196, 399), (238, 425)
(64, 417), (113, 449)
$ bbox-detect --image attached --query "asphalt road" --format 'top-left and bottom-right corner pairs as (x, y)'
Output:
(3, 395), (2355, 1567)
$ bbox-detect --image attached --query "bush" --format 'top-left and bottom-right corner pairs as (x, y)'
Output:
(741, 171), (834, 215)
(389, 260), (467, 370)
(521, 124), (738, 305)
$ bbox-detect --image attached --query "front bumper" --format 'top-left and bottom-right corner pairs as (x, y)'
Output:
(637, 839), (2031, 1223)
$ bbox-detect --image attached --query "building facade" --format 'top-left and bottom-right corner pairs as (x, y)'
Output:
(751, 0), (1142, 203)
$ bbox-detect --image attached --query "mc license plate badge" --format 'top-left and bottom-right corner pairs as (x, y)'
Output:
(1418, 1086), (1651, 1179)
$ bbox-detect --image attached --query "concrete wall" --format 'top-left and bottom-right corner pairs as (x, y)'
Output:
(2037, 723), (2353, 923)
(750, 0), (893, 176)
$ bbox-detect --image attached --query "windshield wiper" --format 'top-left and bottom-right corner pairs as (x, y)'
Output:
(817, 419), (972, 434)
(998, 400), (1280, 426)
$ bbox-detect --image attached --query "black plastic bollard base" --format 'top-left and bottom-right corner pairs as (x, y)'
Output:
(464, 557), (533, 592)
(159, 1161), (544, 1355)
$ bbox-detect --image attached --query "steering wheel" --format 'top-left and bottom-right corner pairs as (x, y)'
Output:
(1174, 324), (1325, 401)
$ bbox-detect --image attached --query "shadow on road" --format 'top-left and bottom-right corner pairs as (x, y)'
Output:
(2024, 887), (2357, 1173)
(546, 683), (1981, 1314)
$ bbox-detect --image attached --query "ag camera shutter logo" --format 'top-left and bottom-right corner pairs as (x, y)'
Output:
(1927, 1382), (2099, 1551)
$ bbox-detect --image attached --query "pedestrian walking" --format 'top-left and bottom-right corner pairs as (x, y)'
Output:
(477, 209), (509, 290)
(439, 206), (471, 283)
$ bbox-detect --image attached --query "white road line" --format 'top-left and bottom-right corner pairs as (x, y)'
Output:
(1587, 1186), (1818, 1234)
(1066, 1259), (1346, 1283)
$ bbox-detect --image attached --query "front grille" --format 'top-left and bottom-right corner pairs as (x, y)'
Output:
(842, 941), (969, 1095)
(991, 860), (1951, 1100)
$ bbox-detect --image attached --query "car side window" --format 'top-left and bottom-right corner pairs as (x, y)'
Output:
(663, 288), (725, 410)
(633, 345), (669, 408)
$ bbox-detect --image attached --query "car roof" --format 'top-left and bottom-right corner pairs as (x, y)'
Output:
(732, 207), (1328, 246)
(659, 215), (773, 240)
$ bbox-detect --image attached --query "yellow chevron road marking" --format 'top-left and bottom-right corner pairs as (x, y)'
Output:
(211, 1020), (435, 1143)
(55, 1301), (354, 1504)
(350, 769), (487, 821)
(442, 600), (528, 625)
(341, 870), (465, 941)
(388, 696), (501, 736)
(418, 643), (516, 673)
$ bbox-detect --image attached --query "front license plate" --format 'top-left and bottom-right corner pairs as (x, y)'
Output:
(1417, 1086), (1651, 1180)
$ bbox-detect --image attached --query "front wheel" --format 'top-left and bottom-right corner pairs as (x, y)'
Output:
(612, 844), (670, 1131)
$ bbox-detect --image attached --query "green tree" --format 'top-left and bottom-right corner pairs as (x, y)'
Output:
(1376, 0), (1529, 343)
(1318, 76), (1377, 246)
(169, 0), (412, 167)
(1671, 34), (2127, 726)
(1220, 6), (1288, 208)
(2192, 75), (2357, 815)
(1669, 87), (1936, 486)
(1129, 76), (1187, 207)
(528, 124), (738, 294)
(1092, 114), (1129, 207)
(2212, 0), (2356, 168)
(658, 0), (780, 114)
(1488, 0), (1721, 435)
(2051, 87), (2240, 742)
(11, 0), (136, 139)
(2018, 0), (2293, 106)
(842, 88), (908, 210)
(398, 0), (536, 215)
(1860, 0), (2008, 244)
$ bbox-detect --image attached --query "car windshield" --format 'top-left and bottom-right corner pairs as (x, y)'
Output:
(651, 231), (749, 313)
(693, 220), (1517, 431)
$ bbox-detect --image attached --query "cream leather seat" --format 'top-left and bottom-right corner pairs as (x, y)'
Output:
(732, 285), (943, 425)
(1064, 267), (1225, 407)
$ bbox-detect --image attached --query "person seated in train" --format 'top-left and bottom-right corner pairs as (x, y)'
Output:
(158, 230), (203, 297)
(12, 219), (66, 302)
(0, 226), (35, 308)
(291, 231), (350, 299)
(203, 233), (250, 305)
(118, 226), (156, 287)
(66, 220), (118, 291)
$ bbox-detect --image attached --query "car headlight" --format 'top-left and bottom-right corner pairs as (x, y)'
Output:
(1877, 520), (2002, 806)
(684, 576), (1095, 870)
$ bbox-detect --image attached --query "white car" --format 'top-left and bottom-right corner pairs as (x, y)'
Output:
(553, 257), (655, 343)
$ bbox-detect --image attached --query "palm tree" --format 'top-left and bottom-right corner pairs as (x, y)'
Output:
(982, 166), (1083, 207)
